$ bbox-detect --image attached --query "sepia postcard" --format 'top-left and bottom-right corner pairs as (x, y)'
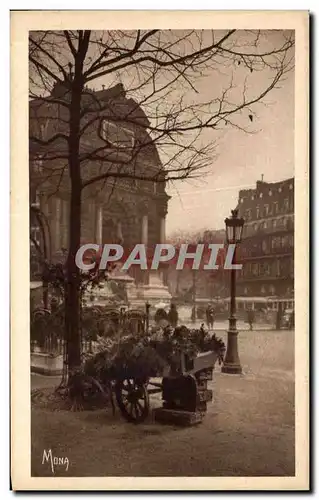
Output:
(10, 10), (309, 491)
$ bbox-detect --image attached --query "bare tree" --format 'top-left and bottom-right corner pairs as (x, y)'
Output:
(29, 29), (294, 380)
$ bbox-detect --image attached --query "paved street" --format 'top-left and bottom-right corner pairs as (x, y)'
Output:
(31, 329), (294, 477)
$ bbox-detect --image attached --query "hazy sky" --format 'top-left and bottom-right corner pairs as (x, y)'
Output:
(165, 57), (294, 235)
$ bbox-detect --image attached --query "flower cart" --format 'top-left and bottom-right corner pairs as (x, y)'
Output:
(82, 325), (225, 426)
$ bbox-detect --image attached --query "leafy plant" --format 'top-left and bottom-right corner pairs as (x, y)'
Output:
(83, 324), (225, 383)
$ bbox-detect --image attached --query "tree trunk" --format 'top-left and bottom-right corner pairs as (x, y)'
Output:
(65, 74), (85, 375)
(62, 32), (92, 385)
(65, 183), (82, 372)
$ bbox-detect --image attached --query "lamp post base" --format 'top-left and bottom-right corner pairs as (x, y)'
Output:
(221, 321), (242, 375)
(221, 363), (242, 375)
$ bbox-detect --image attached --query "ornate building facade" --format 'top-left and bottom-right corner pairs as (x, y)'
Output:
(236, 177), (294, 305)
(29, 82), (171, 305)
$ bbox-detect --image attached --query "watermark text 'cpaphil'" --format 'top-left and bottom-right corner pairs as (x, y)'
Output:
(75, 243), (242, 271)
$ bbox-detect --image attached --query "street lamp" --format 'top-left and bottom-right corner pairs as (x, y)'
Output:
(145, 301), (151, 331)
(191, 269), (196, 323)
(221, 209), (245, 375)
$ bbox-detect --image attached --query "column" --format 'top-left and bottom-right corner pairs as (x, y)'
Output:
(157, 208), (167, 282)
(95, 204), (103, 245)
(158, 204), (167, 244)
(140, 214), (148, 285)
(117, 220), (124, 244)
(160, 217), (166, 244)
(141, 214), (148, 245)
(55, 197), (61, 252)
(192, 269), (196, 323)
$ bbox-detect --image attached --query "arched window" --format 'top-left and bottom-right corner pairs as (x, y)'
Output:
(101, 120), (134, 148)
(256, 205), (260, 218)
(283, 198), (289, 212)
(269, 284), (276, 295)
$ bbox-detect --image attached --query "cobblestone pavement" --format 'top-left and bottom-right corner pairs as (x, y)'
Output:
(31, 329), (294, 477)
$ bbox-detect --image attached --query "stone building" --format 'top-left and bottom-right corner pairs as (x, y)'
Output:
(29, 82), (171, 306)
(236, 177), (294, 310)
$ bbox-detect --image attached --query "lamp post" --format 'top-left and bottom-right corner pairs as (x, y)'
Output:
(221, 209), (245, 375)
(191, 269), (196, 323)
(145, 301), (151, 331)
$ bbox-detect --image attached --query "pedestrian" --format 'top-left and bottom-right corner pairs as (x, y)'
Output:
(205, 305), (210, 327)
(168, 303), (178, 328)
(276, 308), (282, 330)
(247, 309), (254, 331)
(206, 303), (214, 330)
(209, 306), (215, 330)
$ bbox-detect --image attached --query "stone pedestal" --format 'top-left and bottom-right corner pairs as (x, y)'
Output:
(136, 270), (171, 307)
(31, 352), (63, 376)
(86, 266), (136, 307)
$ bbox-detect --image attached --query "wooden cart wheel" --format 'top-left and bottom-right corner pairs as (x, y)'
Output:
(115, 378), (149, 424)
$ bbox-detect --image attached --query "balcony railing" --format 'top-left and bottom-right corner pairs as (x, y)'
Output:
(242, 221), (294, 239)
(238, 271), (294, 282)
(240, 247), (293, 260)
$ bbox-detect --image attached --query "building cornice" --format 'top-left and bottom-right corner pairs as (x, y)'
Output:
(240, 252), (293, 261)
